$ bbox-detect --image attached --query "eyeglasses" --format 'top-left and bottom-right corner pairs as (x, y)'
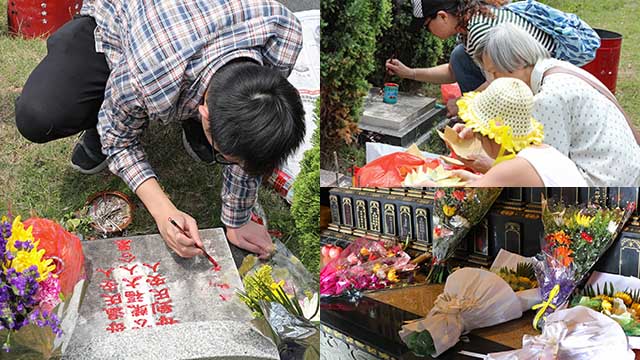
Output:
(213, 147), (238, 166)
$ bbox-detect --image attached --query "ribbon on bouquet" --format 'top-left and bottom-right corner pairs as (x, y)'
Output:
(532, 284), (560, 330)
(521, 321), (569, 360)
(432, 293), (479, 329)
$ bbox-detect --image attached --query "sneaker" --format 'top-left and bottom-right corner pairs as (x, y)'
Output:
(70, 128), (108, 174)
(181, 118), (214, 164)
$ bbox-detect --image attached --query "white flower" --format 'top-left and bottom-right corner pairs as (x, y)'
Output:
(450, 215), (470, 229)
(608, 221), (618, 234)
(301, 292), (319, 323)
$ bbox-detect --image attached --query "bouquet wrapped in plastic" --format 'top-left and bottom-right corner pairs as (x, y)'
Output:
(399, 268), (526, 357)
(320, 238), (416, 298)
(532, 197), (635, 330)
(427, 187), (502, 283)
(1, 216), (86, 358)
(487, 307), (635, 360)
(237, 239), (319, 360)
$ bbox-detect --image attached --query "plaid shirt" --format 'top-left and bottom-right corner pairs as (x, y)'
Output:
(80, 0), (303, 227)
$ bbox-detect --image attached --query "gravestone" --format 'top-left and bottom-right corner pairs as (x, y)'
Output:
(63, 228), (278, 360)
(359, 89), (446, 147)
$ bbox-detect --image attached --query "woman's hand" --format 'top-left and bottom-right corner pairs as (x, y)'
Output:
(386, 59), (414, 79)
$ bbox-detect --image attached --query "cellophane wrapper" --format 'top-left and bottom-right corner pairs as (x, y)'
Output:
(427, 188), (502, 283)
(320, 238), (416, 298)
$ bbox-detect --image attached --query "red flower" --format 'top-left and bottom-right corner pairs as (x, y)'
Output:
(581, 232), (593, 243)
(434, 226), (442, 237)
(435, 189), (445, 200)
(452, 190), (466, 201)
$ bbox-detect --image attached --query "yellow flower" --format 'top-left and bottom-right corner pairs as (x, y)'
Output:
(11, 247), (55, 282)
(443, 205), (456, 217)
(360, 248), (370, 256)
(574, 213), (594, 227)
(596, 294), (613, 303)
(5, 216), (35, 253)
(270, 280), (285, 291)
(387, 268), (399, 282)
(602, 299), (612, 313)
(614, 292), (633, 306)
(372, 263), (382, 273)
(632, 303), (640, 313)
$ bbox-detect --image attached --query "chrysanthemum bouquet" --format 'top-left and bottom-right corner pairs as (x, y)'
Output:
(1, 216), (61, 352)
(1, 215), (86, 359)
(427, 187), (502, 283)
(532, 197), (636, 330)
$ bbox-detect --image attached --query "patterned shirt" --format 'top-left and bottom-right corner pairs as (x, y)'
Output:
(465, 7), (556, 59)
(530, 58), (640, 186)
(80, 0), (303, 227)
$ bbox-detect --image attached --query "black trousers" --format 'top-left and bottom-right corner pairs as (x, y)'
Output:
(15, 16), (110, 143)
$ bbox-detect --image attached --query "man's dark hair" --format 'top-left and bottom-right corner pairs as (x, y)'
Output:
(207, 60), (305, 176)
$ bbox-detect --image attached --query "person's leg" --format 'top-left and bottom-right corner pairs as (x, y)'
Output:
(449, 44), (486, 93)
(15, 16), (110, 144)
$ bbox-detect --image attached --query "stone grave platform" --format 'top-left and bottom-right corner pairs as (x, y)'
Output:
(63, 228), (278, 360)
(358, 90), (446, 147)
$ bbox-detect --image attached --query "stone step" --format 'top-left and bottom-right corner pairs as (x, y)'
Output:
(361, 92), (437, 131)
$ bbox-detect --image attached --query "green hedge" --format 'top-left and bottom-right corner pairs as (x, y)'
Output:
(321, 0), (393, 150)
(368, 0), (456, 93)
(291, 99), (321, 276)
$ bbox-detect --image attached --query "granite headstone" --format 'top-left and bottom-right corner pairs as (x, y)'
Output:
(63, 228), (278, 360)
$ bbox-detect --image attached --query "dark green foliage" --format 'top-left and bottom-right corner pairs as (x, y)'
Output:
(368, 0), (456, 93)
(291, 99), (321, 276)
(321, 0), (393, 152)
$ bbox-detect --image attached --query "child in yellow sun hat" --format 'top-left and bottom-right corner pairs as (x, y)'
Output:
(449, 77), (587, 186)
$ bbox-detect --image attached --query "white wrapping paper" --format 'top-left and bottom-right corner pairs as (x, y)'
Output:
(490, 249), (542, 311)
(399, 268), (523, 357)
(487, 306), (635, 360)
(586, 271), (640, 349)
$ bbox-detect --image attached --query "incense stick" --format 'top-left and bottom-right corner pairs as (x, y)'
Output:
(168, 217), (219, 268)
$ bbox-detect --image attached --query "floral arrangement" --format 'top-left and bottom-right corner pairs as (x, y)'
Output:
(572, 283), (640, 336)
(1, 216), (62, 352)
(428, 187), (502, 283)
(532, 197), (636, 330)
(497, 262), (538, 292)
(320, 238), (416, 297)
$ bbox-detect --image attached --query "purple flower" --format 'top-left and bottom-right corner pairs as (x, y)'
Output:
(13, 240), (34, 251)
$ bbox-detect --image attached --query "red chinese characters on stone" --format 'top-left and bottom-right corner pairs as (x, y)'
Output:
(133, 318), (149, 329)
(114, 239), (132, 252)
(101, 293), (122, 306)
(143, 261), (161, 273)
(124, 290), (145, 304)
(156, 315), (179, 326)
(118, 252), (136, 263)
(99, 279), (118, 292)
(106, 321), (126, 333)
(96, 267), (114, 279)
(147, 274), (167, 287)
(123, 276), (143, 289)
(119, 264), (138, 276)
(103, 306), (125, 321)
(150, 287), (171, 301)
(128, 304), (149, 317)
(151, 300), (173, 315)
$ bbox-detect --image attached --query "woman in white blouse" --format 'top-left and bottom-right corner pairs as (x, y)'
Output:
(458, 22), (640, 186)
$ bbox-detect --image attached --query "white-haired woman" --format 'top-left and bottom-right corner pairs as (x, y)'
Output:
(455, 22), (640, 186)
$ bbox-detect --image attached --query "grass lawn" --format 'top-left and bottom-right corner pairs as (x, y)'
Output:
(0, 0), (298, 254)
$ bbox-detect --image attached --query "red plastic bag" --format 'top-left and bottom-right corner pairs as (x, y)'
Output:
(354, 152), (428, 187)
(23, 218), (85, 297)
(441, 83), (462, 103)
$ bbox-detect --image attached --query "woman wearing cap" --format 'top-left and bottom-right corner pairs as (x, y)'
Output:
(385, 0), (574, 96)
(457, 23), (640, 186)
(440, 77), (587, 186)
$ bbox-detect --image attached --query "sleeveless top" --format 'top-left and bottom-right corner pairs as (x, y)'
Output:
(517, 146), (588, 186)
